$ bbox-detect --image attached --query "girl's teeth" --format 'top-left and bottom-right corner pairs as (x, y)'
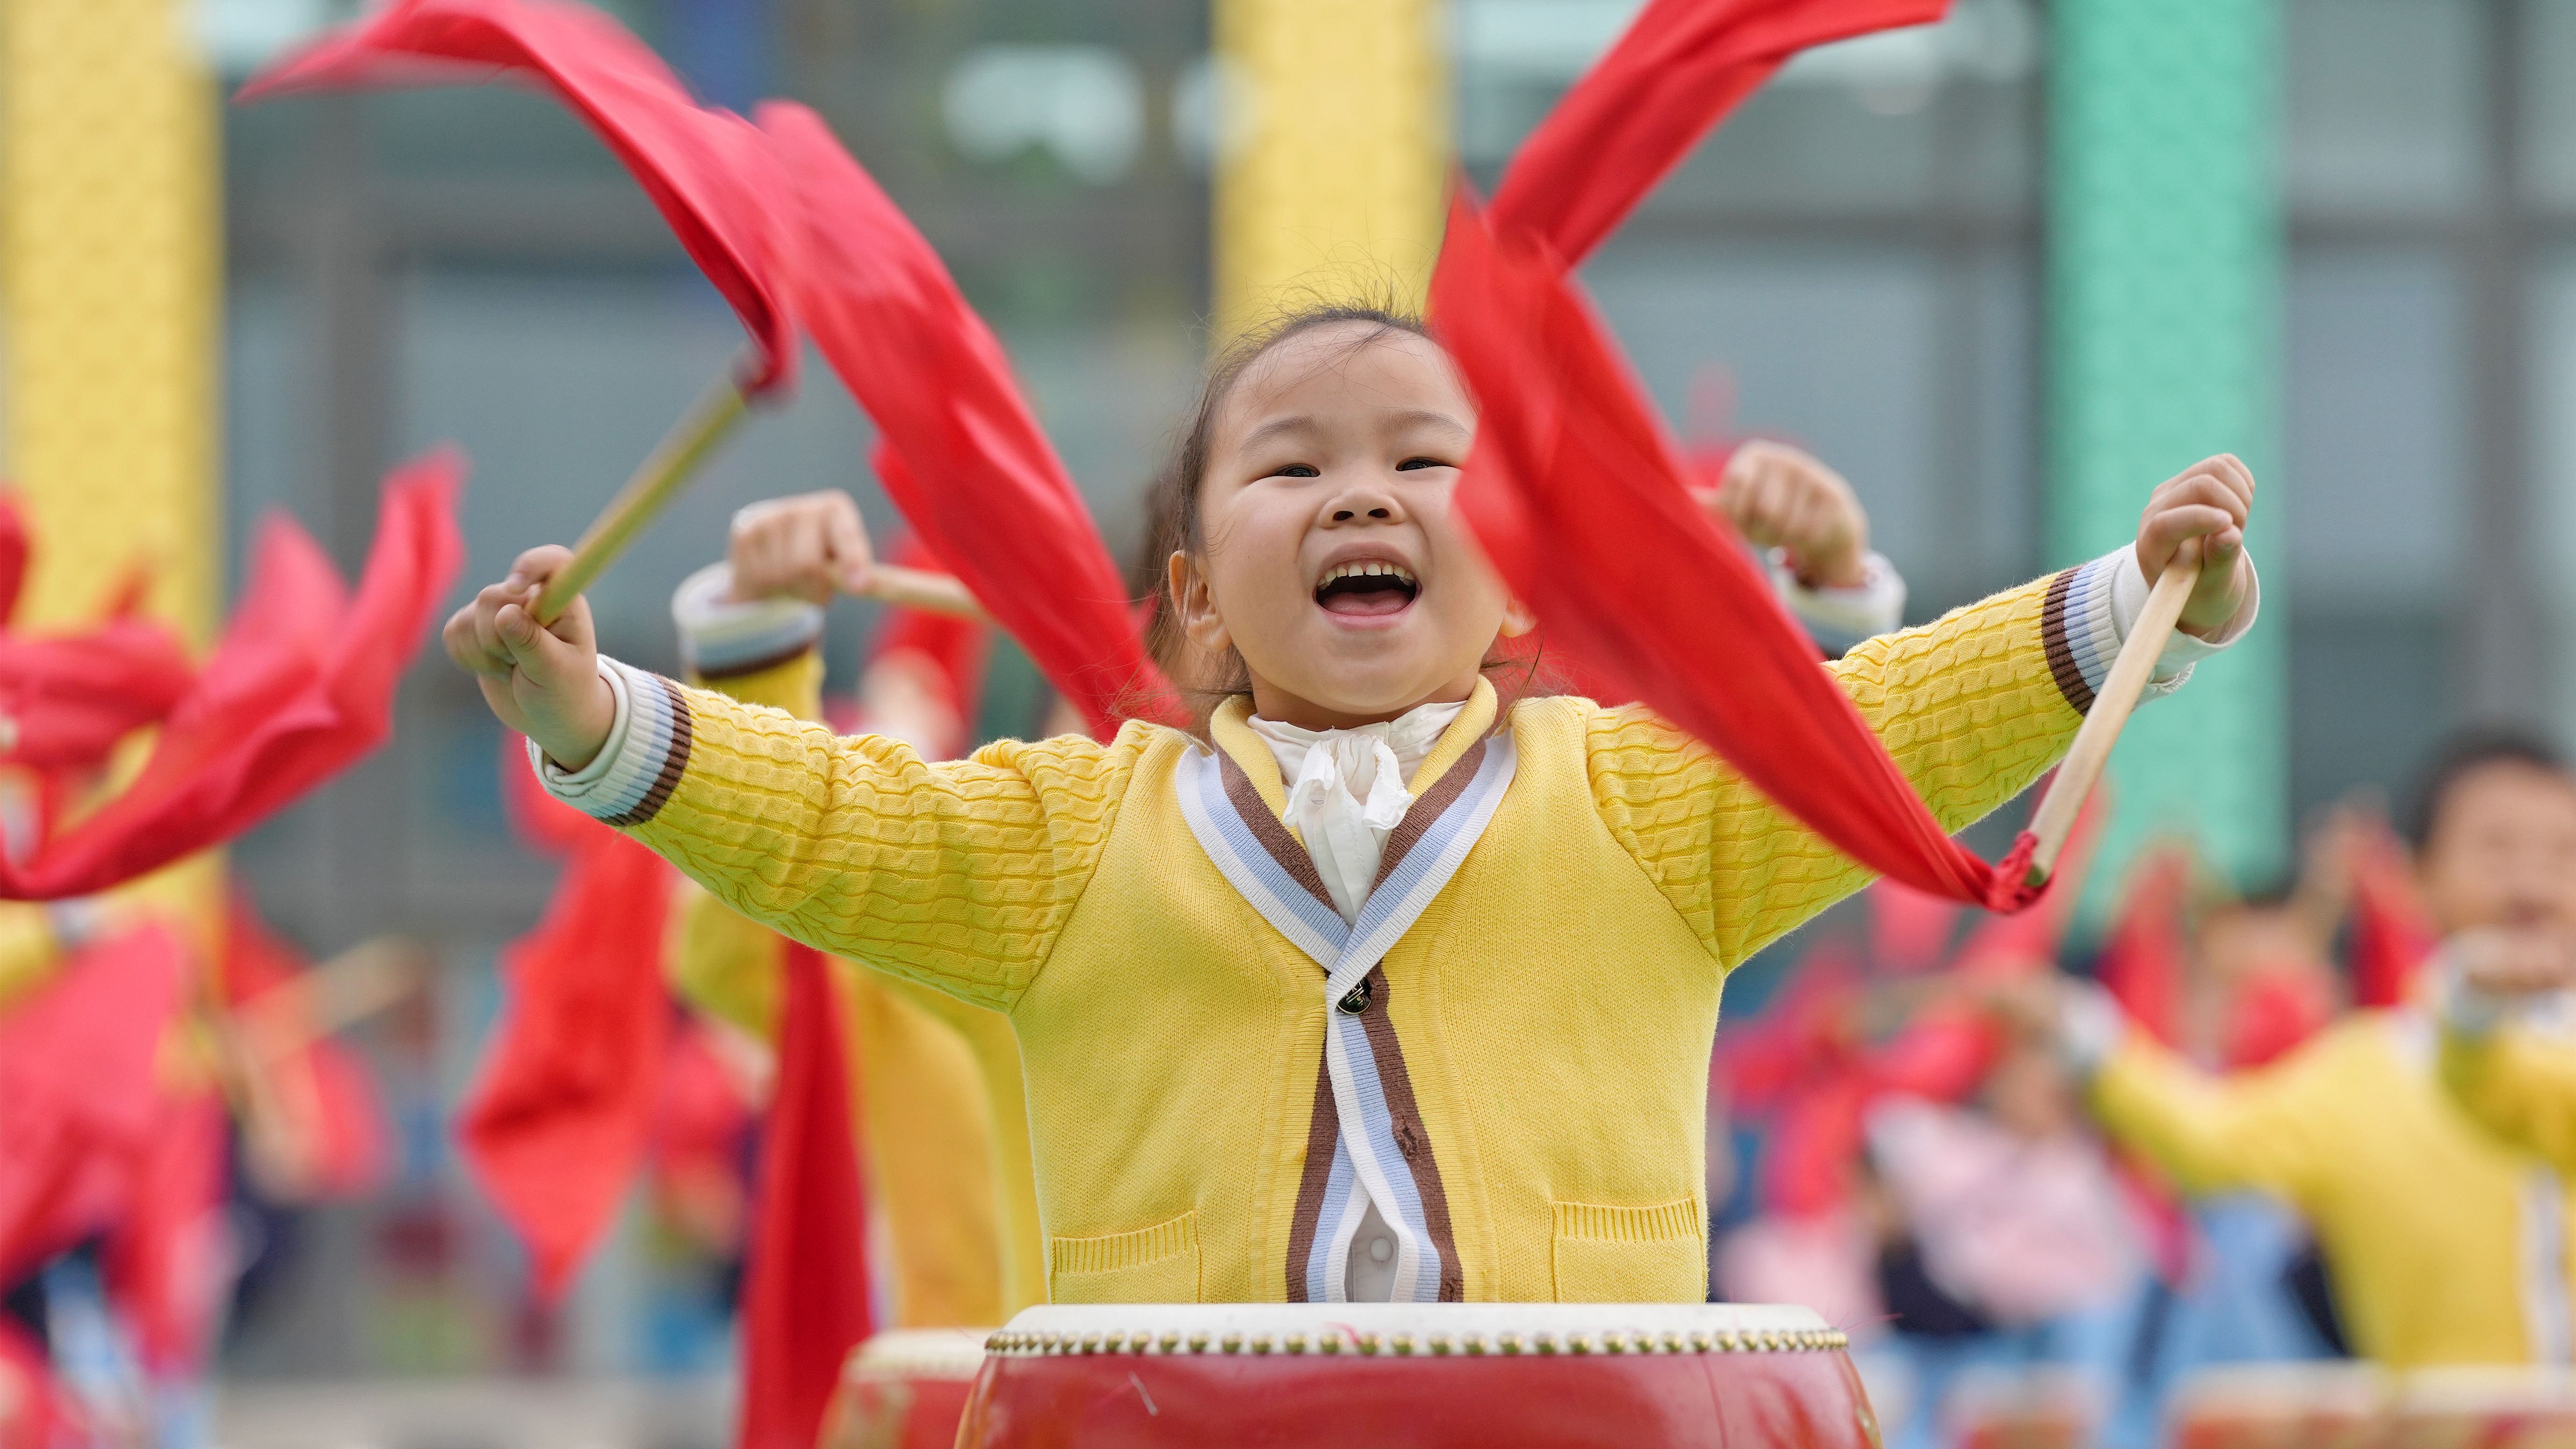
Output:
(1321, 562), (1416, 586)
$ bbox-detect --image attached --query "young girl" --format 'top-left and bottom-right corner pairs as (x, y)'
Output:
(448, 307), (2259, 1307)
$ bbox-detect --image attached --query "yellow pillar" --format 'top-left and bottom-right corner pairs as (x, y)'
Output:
(1, 0), (221, 646)
(1212, 0), (1449, 343)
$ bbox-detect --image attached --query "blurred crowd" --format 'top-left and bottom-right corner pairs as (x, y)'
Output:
(1710, 725), (2576, 1448)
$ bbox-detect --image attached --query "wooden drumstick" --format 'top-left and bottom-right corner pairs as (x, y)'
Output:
(231, 936), (434, 1063)
(853, 563), (988, 620)
(533, 361), (755, 626)
(2022, 546), (2204, 887)
(520, 349), (988, 626)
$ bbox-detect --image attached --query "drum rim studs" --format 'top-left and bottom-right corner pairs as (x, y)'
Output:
(939, 1317), (1882, 1362)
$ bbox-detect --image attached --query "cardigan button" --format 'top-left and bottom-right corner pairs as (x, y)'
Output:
(1336, 981), (1371, 1015)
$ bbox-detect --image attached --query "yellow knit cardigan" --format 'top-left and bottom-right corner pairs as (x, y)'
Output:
(665, 647), (1046, 1326)
(2445, 1022), (2576, 1175)
(597, 570), (2089, 1303)
(2095, 1015), (2576, 1366)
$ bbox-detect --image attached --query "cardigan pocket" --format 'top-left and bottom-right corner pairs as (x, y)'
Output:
(1550, 1196), (1706, 1303)
(1049, 1210), (1202, 1304)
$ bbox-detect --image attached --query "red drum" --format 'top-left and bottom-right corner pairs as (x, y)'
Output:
(1948, 1367), (2099, 1449)
(955, 1304), (1873, 1449)
(820, 1329), (989, 1449)
(2388, 1368), (2576, 1449)
(2168, 1363), (2389, 1449)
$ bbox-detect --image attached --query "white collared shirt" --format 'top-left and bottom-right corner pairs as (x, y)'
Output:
(1245, 699), (1467, 927)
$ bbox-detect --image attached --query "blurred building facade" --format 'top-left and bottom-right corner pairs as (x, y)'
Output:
(163, 0), (2576, 1384)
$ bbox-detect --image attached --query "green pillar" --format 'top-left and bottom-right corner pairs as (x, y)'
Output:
(2049, 0), (2287, 897)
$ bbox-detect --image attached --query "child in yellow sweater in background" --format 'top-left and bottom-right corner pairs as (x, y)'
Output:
(2422, 733), (2576, 1189)
(448, 308), (2259, 1305)
(2020, 732), (2576, 1368)
(663, 492), (1045, 1328)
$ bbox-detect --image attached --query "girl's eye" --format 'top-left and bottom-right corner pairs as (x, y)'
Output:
(1272, 463), (1320, 478)
(1395, 456), (1451, 472)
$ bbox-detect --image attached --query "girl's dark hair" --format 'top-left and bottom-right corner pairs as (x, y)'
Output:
(2404, 726), (2572, 849)
(1127, 301), (1559, 726)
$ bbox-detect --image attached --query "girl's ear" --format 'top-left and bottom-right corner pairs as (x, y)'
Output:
(1169, 550), (1232, 653)
(1498, 596), (1537, 639)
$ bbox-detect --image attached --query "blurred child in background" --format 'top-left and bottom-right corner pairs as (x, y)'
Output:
(2015, 728), (2576, 1369)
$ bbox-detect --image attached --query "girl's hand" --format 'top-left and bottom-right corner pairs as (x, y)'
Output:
(2136, 454), (2257, 638)
(441, 545), (616, 770)
(1710, 440), (1869, 589)
(2453, 927), (2576, 1000)
(728, 490), (874, 604)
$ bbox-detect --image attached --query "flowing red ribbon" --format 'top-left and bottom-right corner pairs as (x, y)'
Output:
(0, 926), (187, 1285)
(458, 813), (675, 1300)
(0, 620), (195, 774)
(2349, 819), (2439, 1010)
(240, 0), (801, 397)
(757, 101), (1181, 735)
(0, 455), (464, 900)
(1490, 0), (1949, 268)
(737, 944), (873, 1449)
(1432, 195), (2042, 911)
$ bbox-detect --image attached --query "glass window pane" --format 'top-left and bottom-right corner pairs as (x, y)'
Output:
(2287, 0), (2479, 216)
(2284, 247), (2469, 606)
(2522, 0), (2576, 209)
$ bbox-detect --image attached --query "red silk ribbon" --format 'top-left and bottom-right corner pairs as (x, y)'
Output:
(757, 101), (1181, 735)
(0, 455), (464, 900)
(1431, 194), (2042, 912)
(241, 0), (801, 397)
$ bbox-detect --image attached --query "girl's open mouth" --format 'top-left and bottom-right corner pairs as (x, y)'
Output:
(1313, 561), (1420, 617)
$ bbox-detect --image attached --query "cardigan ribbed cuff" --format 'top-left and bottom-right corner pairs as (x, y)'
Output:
(671, 561), (825, 679)
(531, 656), (694, 826)
(2043, 548), (2261, 713)
(1772, 548), (1906, 657)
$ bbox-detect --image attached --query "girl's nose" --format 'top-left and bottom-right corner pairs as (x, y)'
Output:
(1322, 481), (1405, 525)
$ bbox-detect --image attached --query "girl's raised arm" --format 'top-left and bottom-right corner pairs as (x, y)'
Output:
(551, 661), (1133, 1013)
(448, 546), (1131, 1011)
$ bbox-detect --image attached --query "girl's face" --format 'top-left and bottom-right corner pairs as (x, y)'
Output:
(1170, 323), (1527, 730)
